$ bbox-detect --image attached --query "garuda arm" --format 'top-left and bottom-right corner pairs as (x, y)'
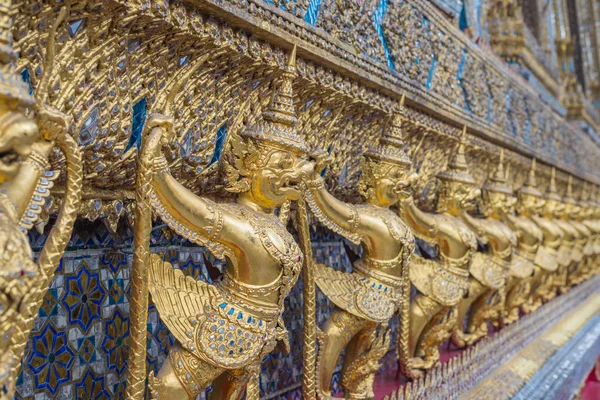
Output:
(4, 137), (57, 231)
(305, 175), (361, 245)
(399, 197), (439, 242)
(502, 213), (519, 235)
(142, 114), (234, 259)
(461, 211), (490, 244)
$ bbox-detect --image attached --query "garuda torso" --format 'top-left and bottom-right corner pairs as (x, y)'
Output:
(582, 219), (600, 256)
(504, 214), (543, 279)
(410, 213), (475, 306)
(552, 218), (581, 267)
(570, 220), (593, 259)
(531, 215), (563, 272)
(148, 200), (302, 371)
(0, 193), (37, 396)
(313, 205), (414, 323)
(464, 216), (516, 290)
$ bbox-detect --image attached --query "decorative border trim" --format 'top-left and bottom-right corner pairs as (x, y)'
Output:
(185, 0), (600, 182)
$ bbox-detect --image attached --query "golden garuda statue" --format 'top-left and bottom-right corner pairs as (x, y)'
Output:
(452, 149), (517, 346)
(133, 47), (316, 399)
(530, 167), (567, 301)
(400, 126), (479, 372)
(304, 96), (418, 398)
(500, 157), (545, 323)
(0, 2), (81, 398)
(578, 183), (600, 283)
(591, 188), (600, 277)
(562, 176), (593, 288)
(547, 169), (580, 295)
(510, 159), (556, 314)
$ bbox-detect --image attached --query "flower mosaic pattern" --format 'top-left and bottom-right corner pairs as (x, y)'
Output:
(27, 322), (75, 395)
(18, 225), (353, 399)
(39, 288), (60, 318)
(61, 263), (106, 332)
(75, 369), (111, 399)
(102, 309), (130, 377)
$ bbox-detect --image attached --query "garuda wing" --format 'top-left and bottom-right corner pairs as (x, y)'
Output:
(410, 254), (468, 306)
(148, 253), (221, 357)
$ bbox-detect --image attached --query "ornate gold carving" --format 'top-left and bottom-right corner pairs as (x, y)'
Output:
(307, 97), (417, 396)
(1, 1), (599, 398)
(501, 157), (545, 321)
(0, 3), (82, 398)
(341, 325), (390, 400)
(129, 46), (316, 399)
(401, 126), (479, 371)
(454, 150), (517, 344)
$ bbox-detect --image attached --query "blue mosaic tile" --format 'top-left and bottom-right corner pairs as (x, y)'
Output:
(75, 368), (111, 399)
(39, 288), (60, 318)
(126, 97), (148, 152)
(61, 263), (107, 332)
(101, 251), (127, 275)
(106, 277), (128, 306)
(18, 224), (383, 399)
(101, 309), (130, 377)
(27, 322), (76, 396)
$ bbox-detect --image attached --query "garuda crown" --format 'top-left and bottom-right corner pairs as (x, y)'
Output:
(242, 45), (308, 153)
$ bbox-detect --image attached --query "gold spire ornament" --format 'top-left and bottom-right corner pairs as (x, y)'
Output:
(241, 46), (307, 153)
(363, 94), (411, 166)
(518, 158), (542, 197)
(436, 126), (476, 185)
(305, 96), (418, 397)
(129, 46), (317, 400)
(401, 125), (479, 371)
(482, 150), (513, 195)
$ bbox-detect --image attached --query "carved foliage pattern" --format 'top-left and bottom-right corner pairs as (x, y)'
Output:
(12, 0), (599, 192)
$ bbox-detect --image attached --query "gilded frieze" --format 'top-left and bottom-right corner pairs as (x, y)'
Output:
(11, 0), (600, 207)
(175, 0), (600, 180)
(2, 1), (600, 399)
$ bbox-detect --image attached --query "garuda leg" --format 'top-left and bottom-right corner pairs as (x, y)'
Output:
(341, 324), (388, 400)
(150, 345), (225, 399)
(317, 309), (369, 397)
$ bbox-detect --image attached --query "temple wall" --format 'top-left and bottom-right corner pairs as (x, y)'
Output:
(6, 0), (600, 399)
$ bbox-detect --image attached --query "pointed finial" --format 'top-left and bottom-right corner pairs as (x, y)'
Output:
(287, 44), (297, 70)
(528, 158), (537, 185)
(549, 168), (557, 192)
(495, 149), (505, 179)
(242, 44), (307, 152)
(483, 147), (512, 194)
(566, 175), (573, 197)
(437, 125), (475, 184)
(518, 158), (541, 196)
(564, 174), (579, 205)
(581, 181), (589, 202)
(545, 167), (561, 201)
(364, 93), (410, 165)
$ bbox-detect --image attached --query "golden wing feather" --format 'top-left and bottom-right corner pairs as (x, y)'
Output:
(148, 253), (221, 355)
(409, 254), (437, 298)
(314, 263), (356, 312)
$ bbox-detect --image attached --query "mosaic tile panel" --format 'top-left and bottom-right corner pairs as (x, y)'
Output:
(18, 223), (383, 399)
